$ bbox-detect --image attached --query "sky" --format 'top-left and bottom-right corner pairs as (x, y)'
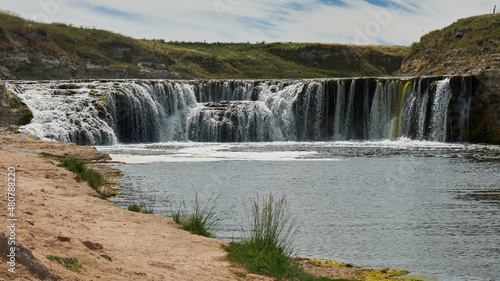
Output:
(1, 0), (497, 45)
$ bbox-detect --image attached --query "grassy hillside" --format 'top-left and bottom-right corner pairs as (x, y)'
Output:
(0, 10), (176, 79)
(398, 13), (500, 75)
(143, 40), (409, 79)
(0, 10), (409, 80)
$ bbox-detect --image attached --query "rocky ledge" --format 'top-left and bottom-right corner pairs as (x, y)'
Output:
(0, 79), (32, 127)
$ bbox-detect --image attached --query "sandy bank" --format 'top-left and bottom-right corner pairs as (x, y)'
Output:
(0, 132), (270, 281)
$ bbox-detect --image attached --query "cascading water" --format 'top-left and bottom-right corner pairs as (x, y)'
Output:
(6, 76), (475, 145)
(8, 82), (118, 145)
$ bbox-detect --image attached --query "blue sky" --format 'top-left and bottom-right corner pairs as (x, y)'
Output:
(2, 0), (496, 45)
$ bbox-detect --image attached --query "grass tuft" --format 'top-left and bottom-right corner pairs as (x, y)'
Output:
(47, 255), (83, 273)
(171, 191), (224, 238)
(38, 152), (58, 158)
(83, 168), (105, 189)
(127, 194), (156, 214)
(171, 208), (183, 224)
(127, 203), (142, 212)
(58, 157), (86, 174)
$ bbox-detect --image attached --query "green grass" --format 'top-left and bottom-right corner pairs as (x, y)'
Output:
(38, 152), (58, 158)
(83, 168), (105, 189)
(171, 191), (224, 238)
(58, 157), (86, 174)
(47, 255), (83, 273)
(127, 203), (142, 212)
(57, 157), (107, 197)
(171, 208), (182, 224)
(225, 194), (344, 281)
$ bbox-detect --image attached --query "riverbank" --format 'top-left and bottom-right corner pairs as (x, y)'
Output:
(0, 131), (423, 280)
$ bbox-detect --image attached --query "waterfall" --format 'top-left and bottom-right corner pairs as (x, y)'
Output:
(7, 76), (475, 145)
(8, 82), (118, 145)
(429, 78), (453, 142)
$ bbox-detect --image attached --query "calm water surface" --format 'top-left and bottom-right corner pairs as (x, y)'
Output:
(97, 140), (500, 281)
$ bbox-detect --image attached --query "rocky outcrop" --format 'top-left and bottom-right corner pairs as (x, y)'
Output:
(0, 79), (32, 127)
(0, 49), (186, 80)
(470, 70), (500, 143)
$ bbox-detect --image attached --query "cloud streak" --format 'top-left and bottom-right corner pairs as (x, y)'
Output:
(76, 3), (145, 22)
(4, 0), (496, 45)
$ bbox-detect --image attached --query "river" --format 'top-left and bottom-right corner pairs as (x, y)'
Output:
(98, 140), (500, 281)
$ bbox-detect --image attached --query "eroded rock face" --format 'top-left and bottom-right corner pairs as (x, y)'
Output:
(0, 79), (33, 127)
(470, 70), (500, 144)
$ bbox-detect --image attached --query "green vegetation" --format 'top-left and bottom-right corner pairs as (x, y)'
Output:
(47, 255), (83, 273)
(171, 191), (224, 238)
(38, 152), (58, 158)
(146, 41), (409, 79)
(226, 194), (343, 281)
(82, 168), (105, 189)
(127, 203), (142, 212)
(401, 13), (500, 74)
(59, 157), (86, 174)
(171, 208), (183, 224)
(127, 194), (156, 214)
(0, 10), (409, 79)
(57, 157), (106, 196)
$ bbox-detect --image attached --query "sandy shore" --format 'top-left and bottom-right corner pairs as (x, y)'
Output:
(0, 132), (272, 281)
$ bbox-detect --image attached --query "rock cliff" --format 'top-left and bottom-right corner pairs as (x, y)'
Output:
(470, 70), (500, 143)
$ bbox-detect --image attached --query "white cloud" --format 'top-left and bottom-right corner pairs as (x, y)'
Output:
(2, 0), (497, 45)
